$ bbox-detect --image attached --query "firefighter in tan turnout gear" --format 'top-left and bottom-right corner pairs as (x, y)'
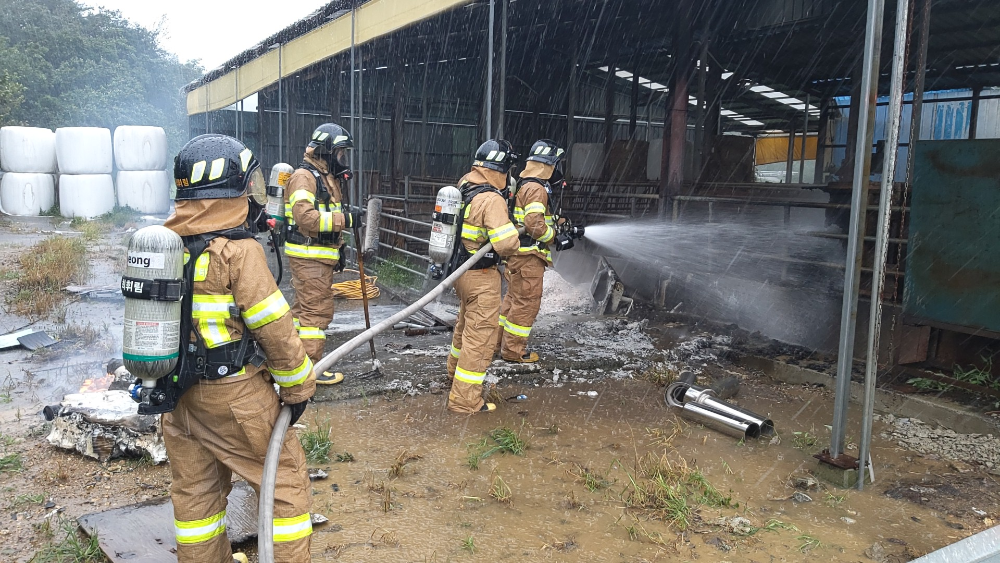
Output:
(284, 123), (360, 385)
(163, 134), (315, 563)
(446, 140), (522, 413)
(497, 139), (577, 362)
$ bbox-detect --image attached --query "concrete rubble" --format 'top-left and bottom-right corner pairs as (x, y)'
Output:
(879, 414), (1000, 469)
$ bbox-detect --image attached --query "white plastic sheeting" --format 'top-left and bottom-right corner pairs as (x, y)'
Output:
(0, 127), (58, 173)
(113, 126), (168, 171)
(59, 174), (115, 219)
(56, 127), (113, 174)
(0, 173), (56, 216)
(116, 170), (171, 214)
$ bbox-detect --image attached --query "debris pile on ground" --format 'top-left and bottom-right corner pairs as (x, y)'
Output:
(538, 270), (592, 316)
(46, 390), (166, 463)
(879, 414), (1000, 469)
(567, 318), (655, 374)
(670, 334), (733, 366)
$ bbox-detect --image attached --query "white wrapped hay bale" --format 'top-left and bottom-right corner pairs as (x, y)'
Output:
(56, 127), (113, 174)
(113, 126), (168, 171)
(59, 174), (115, 219)
(116, 170), (170, 214)
(0, 127), (58, 173)
(0, 172), (56, 216)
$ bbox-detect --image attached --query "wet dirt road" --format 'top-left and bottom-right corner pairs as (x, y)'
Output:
(298, 380), (993, 562)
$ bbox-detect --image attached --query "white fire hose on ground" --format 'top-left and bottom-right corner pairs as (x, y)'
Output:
(258, 233), (514, 561)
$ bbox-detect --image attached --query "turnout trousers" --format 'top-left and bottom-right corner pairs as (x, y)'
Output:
(288, 256), (336, 363)
(163, 374), (313, 563)
(497, 254), (546, 360)
(447, 266), (502, 412)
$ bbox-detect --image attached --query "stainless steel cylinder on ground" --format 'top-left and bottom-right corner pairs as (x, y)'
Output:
(666, 381), (775, 439)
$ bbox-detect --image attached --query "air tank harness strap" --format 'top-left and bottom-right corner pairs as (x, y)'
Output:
(449, 184), (501, 273)
(181, 230), (263, 382)
(120, 277), (184, 301)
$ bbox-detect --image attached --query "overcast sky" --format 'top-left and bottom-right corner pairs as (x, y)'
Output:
(79, 0), (326, 71)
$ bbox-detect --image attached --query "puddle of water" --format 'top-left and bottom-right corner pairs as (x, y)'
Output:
(303, 381), (973, 561)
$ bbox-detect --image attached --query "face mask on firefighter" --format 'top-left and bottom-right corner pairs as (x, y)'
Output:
(245, 167), (267, 205)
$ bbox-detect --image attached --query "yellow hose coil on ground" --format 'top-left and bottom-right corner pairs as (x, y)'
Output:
(331, 269), (380, 299)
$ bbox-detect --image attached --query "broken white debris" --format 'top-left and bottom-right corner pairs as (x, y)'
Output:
(46, 390), (166, 463)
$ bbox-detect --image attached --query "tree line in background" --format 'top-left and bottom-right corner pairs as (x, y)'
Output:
(0, 0), (202, 156)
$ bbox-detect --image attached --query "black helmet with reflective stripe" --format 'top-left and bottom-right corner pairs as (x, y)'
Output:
(174, 134), (262, 201)
(525, 139), (565, 166)
(308, 123), (354, 176)
(473, 139), (518, 173)
(308, 123), (354, 152)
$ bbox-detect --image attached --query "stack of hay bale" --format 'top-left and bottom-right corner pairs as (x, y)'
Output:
(0, 126), (58, 216)
(114, 126), (170, 214)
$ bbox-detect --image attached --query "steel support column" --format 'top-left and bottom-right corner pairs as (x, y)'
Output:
(830, 0), (887, 460)
(857, 0), (911, 491)
(486, 0), (495, 139)
(905, 0), (931, 184)
(663, 7), (692, 219)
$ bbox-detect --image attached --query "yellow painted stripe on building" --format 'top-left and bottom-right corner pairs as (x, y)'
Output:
(187, 0), (471, 115)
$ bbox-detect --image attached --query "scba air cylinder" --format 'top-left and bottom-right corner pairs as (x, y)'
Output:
(267, 163), (294, 221)
(122, 225), (184, 387)
(428, 186), (462, 274)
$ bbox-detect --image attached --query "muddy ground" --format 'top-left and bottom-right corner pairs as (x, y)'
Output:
(0, 217), (998, 562)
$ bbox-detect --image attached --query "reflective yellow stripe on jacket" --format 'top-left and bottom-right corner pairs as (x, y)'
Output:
(242, 290), (289, 330)
(298, 326), (326, 340)
(175, 510), (226, 545)
(269, 356), (313, 387)
(287, 189), (342, 227)
(285, 242), (340, 261)
(192, 294), (236, 348)
(273, 513), (313, 543)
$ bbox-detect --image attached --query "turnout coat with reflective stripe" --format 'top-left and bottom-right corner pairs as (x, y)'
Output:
(284, 150), (346, 265)
(183, 236), (316, 404)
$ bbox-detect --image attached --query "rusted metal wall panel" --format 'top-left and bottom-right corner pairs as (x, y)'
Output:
(904, 139), (1000, 333)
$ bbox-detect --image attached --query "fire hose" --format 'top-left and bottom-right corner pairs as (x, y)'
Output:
(258, 232), (518, 561)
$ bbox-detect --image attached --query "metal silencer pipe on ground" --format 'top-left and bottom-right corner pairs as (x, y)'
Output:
(666, 382), (774, 440)
(682, 386), (775, 436)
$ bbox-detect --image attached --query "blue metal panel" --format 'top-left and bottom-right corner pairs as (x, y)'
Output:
(904, 140), (1000, 334)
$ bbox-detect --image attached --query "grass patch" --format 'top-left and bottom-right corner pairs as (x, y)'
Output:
(11, 492), (45, 509)
(0, 452), (24, 473)
(797, 534), (822, 553)
(791, 431), (818, 450)
(335, 451), (355, 463)
(824, 491), (848, 507)
(639, 364), (678, 386)
(466, 426), (529, 469)
(388, 450), (422, 479)
(374, 257), (422, 289)
(570, 463), (611, 492)
(4, 236), (89, 317)
(30, 517), (107, 562)
(619, 453), (735, 531)
(71, 206), (141, 231)
(299, 422), (332, 464)
(460, 536), (476, 554)
(752, 518), (799, 535)
(490, 473), (513, 505)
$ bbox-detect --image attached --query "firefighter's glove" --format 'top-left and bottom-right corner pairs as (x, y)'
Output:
(344, 208), (361, 229)
(286, 401), (308, 426)
(553, 233), (575, 252)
